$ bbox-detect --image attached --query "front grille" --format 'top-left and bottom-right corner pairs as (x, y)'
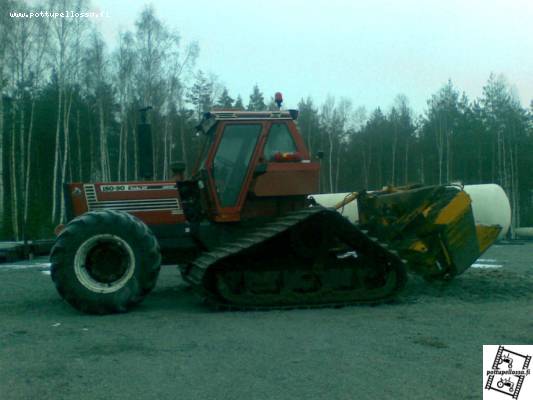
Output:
(83, 184), (182, 213)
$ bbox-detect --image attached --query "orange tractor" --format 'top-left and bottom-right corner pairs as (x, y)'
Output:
(51, 106), (501, 314)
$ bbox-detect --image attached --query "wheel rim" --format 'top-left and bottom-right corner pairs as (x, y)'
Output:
(74, 234), (136, 293)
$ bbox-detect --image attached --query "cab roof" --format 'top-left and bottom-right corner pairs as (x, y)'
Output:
(206, 110), (294, 120)
(197, 110), (298, 134)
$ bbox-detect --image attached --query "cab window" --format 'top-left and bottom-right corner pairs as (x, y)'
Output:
(264, 123), (297, 160)
(212, 124), (262, 207)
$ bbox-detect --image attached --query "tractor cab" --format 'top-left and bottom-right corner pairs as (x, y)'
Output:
(180, 110), (320, 224)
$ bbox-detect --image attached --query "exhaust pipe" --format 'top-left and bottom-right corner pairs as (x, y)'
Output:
(137, 106), (153, 180)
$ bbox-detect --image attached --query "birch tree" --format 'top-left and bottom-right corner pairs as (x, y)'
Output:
(2, 0), (49, 238)
(115, 32), (136, 181)
(297, 97), (320, 157)
(320, 96), (335, 192)
(163, 37), (198, 177)
(481, 74), (528, 232)
(388, 95), (414, 185)
(333, 98), (352, 192)
(423, 81), (460, 184)
(22, 13), (50, 237)
(85, 31), (111, 182)
(4, 0), (32, 239)
(0, 2), (9, 235)
(134, 6), (169, 178)
(48, 0), (81, 224)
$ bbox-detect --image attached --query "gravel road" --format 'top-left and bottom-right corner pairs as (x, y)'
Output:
(1, 242), (532, 400)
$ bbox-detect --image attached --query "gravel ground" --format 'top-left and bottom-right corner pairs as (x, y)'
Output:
(0, 242), (532, 400)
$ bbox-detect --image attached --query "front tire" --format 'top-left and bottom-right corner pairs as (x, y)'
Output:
(51, 210), (161, 314)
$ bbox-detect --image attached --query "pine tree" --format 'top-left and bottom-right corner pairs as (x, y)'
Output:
(297, 97), (320, 155)
(422, 80), (461, 184)
(480, 74), (529, 230)
(247, 84), (266, 111)
(188, 70), (213, 119)
(234, 95), (244, 110)
(215, 87), (234, 108)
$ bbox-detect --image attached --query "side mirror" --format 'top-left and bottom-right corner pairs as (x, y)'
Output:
(315, 151), (324, 160)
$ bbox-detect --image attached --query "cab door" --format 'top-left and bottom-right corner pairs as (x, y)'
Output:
(205, 121), (266, 221)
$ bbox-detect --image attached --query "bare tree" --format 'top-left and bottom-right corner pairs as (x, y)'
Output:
(319, 96), (335, 192)
(163, 36), (198, 177)
(134, 6), (169, 178)
(424, 81), (460, 185)
(115, 31), (136, 181)
(2, 0), (50, 238)
(0, 2), (8, 235)
(333, 98), (352, 192)
(23, 13), (50, 236)
(48, 0), (82, 224)
(4, 0), (31, 239)
(85, 31), (111, 182)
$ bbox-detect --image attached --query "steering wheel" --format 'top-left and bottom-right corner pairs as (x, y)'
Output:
(216, 156), (235, 169)
(214, 156), (236, 194)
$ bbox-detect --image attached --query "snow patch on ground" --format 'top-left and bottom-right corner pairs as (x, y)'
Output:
(471, 263), (502, 269)
(472, 258), (503, 269)
(0, 257), (51, 271)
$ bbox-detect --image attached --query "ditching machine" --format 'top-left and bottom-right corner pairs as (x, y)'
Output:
(51, 104), (502, 314)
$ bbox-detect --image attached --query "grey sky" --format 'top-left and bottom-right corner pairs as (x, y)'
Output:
(90, 0), (532, 113)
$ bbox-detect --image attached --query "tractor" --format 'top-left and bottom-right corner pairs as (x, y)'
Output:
(51, 102), (502, 314)
(499, 354), (513, 369)
(497, 377), (514, 392)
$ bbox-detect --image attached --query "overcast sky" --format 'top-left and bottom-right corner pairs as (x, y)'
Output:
(89, 0), (532, 113)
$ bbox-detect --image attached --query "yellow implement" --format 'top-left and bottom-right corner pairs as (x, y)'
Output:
(349, 185), (501, 280)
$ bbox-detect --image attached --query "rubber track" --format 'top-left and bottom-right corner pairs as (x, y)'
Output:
(182, 207), (407, 311)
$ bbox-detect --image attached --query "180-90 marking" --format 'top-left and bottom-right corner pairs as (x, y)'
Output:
(100, 184), (176, 192)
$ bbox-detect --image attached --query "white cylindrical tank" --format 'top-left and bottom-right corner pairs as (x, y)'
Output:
(309, 192), (359, 223)
(463, 184), (511, 239)
(310, 184), (511, 240)
(514, 227), (533, 239)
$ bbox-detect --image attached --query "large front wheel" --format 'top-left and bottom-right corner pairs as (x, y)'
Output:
(51, 210), (161, 314)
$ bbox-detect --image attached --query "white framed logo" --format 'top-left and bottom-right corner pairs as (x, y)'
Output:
(484, 345), (532, 399)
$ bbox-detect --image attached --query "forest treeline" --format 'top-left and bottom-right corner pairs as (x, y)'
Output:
(1, 0), (532, 241)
